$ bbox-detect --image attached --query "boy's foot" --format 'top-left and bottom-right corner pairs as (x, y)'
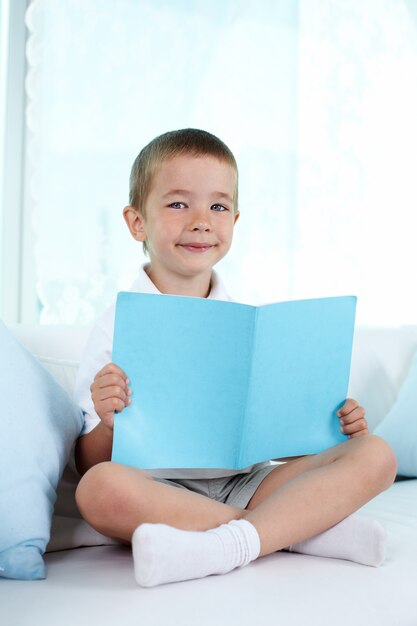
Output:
(132, 518), (260, 587)
(132, 514), (386, 588)
(288, 514), (387, 566)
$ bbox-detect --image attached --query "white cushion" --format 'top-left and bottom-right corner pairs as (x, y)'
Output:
(36, 355), (79, 395)
(374, 350), (417, 476)
(349, 326), (417, 430)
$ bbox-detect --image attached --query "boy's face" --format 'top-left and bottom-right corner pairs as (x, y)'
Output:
(125, 154), (239, 290)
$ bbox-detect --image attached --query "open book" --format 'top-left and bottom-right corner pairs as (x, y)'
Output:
(111, 293), (356, 470)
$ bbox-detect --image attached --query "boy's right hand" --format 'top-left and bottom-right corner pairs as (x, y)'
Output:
(90, 363), (131, 430)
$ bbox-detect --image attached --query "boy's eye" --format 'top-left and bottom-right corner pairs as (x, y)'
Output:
(169, 202), (186, 209)
(211, 204), (228, 212)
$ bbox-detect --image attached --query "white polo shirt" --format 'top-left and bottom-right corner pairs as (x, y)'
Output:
(74, 264), (269, 479)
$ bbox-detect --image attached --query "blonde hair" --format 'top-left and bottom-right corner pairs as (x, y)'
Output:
(129, 128), (239, 255)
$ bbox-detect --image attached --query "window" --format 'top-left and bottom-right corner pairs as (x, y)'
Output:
(2, 0), (417, 326)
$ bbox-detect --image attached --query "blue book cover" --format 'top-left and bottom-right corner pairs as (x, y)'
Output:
(111, 293), (356, 470)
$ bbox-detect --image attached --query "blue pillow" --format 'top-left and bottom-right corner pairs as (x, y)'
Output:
(374, 350), (417, 477)
(0, 321), (83, 579)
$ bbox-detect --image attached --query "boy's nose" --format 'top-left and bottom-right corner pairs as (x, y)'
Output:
(190, 210), (212, 231)
(192, 220), (211, 231)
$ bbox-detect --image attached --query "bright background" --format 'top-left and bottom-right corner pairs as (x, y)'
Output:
(1, 0), (417, 326)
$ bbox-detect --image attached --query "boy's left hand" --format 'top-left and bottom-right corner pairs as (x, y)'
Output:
(337, 398), (369, 438)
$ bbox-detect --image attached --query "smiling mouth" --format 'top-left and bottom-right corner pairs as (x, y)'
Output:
(178, 243), (215, 252)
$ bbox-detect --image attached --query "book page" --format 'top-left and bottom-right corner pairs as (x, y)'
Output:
(111, 293), (254, 469)
(240, 296), (356, 466)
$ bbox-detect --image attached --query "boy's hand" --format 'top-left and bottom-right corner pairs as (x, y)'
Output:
(90, 363), (131, 430)
(337, 398), (369, 438)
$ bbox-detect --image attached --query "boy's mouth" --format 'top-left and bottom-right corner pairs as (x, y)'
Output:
(178, 243), (215, 253)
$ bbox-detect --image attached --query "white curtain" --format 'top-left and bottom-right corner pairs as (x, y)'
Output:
(23, 0), (417, 325)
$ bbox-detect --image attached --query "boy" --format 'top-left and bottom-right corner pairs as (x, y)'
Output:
(74, 128), (396, 587)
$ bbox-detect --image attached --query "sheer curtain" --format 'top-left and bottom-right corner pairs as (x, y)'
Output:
(294, 0), (417, 325)
(22, 0), (417, 325)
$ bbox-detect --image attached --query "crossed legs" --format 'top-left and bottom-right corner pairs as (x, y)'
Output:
(76, 434), (396, 584)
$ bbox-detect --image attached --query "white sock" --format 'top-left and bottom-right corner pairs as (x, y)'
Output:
(132, 519), (261, 587)
(288, 515), (387, 567)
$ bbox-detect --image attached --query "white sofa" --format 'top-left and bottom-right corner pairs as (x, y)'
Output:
(2, 324), (417, 626)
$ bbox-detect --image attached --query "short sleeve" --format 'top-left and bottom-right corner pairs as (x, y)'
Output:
(74, 305), (115, 435)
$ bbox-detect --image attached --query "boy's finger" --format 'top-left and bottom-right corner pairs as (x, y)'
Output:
(94, 372), (130, 391)
(95, 385), (130, 403)
(336, 398), (359, 417)
(340, 417), (368, 435)
(97, 362), (129, 381)
(101, 396), (127, 415)
(339, 406), (366, 425)
(348, 428), (369, 438)
(90, 373), (130, 393)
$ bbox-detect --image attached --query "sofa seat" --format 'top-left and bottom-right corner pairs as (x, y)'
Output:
(2, 323), (417, 626)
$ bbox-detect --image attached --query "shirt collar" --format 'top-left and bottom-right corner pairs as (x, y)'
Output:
(129, 263), (231, 302)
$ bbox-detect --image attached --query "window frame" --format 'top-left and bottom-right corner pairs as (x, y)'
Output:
(0, 0), (32, 324)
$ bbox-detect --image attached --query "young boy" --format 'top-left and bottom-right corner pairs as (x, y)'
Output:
(74, 128), (397, 588)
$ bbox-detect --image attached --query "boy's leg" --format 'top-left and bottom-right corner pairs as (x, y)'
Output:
(132, 435), (396, 586)
(75, 462), (245, 542)
(243, 434), (396, 555)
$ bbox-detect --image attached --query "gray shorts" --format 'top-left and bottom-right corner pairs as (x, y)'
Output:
(155, 464), (277, 509)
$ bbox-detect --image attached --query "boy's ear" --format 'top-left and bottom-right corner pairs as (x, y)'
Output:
(234, 210), (240, 225)
(123, 205), (147, 242)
